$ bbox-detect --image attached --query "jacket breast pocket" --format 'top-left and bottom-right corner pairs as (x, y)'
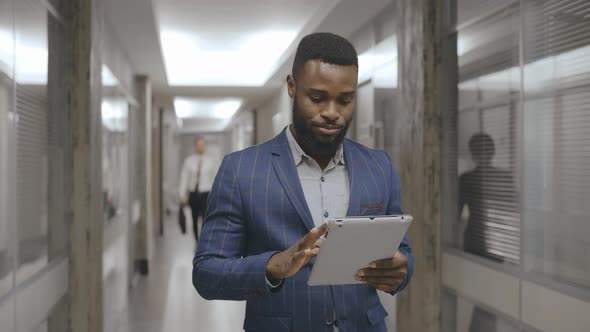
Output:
(359, 201), (385, 215)
(243, 314), (292, 332)
(366, 303), (389, 327)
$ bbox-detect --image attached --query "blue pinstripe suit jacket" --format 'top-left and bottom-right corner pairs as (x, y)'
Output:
(193, 129), (414, 332)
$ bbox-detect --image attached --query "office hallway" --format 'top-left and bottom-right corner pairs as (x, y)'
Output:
(107, 217), (245, 332)
(2, 0), (590, 331)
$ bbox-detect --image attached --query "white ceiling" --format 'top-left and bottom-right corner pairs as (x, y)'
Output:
(155, 0), (332, 87)
(103, 0), (394, 131)
(103, 0), (168, 87)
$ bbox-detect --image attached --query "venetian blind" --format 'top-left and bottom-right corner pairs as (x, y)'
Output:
(457, 5), (521, 265)
(522, 0), (590, 287)
(15, 85), (48, 268)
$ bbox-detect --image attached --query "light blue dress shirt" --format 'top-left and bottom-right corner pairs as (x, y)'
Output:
(286, 125), (350, 227)
(266, 125), (350, 296)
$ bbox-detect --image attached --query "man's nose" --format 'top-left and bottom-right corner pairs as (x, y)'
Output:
(321, 102), (339, 121)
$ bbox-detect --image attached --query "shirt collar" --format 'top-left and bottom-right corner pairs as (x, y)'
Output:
(286, 125), (345, 166)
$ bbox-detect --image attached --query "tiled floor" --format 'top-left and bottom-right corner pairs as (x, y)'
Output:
(109, 218), (245, 332)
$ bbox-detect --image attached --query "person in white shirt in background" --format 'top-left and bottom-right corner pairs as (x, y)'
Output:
(179, 136), (218, 242)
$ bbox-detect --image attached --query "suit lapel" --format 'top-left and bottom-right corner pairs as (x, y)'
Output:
(344, 139), (362, 216)
(271, 130), (315, 231)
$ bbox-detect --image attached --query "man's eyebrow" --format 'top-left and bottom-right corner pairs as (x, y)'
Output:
(306, 89), (356, 95)
(307, 88), (328, 94)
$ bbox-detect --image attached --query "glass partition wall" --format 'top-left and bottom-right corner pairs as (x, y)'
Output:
(100, 65), (136, 330)
(0, 1), (68, 331)
(442, 1), (590, 331)
(14, 0), (52, 285)
(0, 0), (16, 305)
(0, 1), (139, 330)
(101, 73), (129, 224)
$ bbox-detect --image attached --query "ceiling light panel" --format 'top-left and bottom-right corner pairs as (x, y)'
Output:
(161, 30), (296, 86)
(102, 65), (119, 86)
(154, 0), (329, 86)
(174, 97), (243, 119)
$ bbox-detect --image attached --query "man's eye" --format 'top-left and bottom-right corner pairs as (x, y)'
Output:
(310, 96), (323, 103)
(339, 98), (353, 105)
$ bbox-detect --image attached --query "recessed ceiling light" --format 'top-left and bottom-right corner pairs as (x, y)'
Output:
(101, 98), (127, 120)
(101, 98), (128, 131)
(161, 30), (296, 86)
(174, 97), (243, 119)
(102, 65), (119, 86)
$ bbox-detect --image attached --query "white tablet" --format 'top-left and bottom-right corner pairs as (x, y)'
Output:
(307, 215), (412, 286)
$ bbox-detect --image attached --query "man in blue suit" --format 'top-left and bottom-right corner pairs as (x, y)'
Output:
(193, 32), (414, 332)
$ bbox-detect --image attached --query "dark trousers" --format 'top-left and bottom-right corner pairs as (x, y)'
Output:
(188, 191), (209, 242)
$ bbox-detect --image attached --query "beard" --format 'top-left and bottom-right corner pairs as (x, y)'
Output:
(291, 97), (351, 158)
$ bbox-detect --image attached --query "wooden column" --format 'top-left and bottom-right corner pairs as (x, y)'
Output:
(394, 0), (455, 331)
(70, 0), (104, 330)
(47, 1), (104, 331)
(134, 75), (154, 274)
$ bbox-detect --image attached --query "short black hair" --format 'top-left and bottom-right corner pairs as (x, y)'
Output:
(292, 32), (358, 79)
(468, 133), (495, 159)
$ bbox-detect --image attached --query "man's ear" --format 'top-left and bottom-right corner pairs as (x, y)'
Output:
(287, 74), (296, 98)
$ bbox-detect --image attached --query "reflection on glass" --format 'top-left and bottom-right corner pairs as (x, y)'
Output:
(459, 133), (519, 263)
(523, 94), (590, 287)
(455, 6), (521, 265)
(457, 5), (520, 109)
(443, 288), (523, 332)
(456, 111), (521, 265)
(101, 71), (129, 222)
(521, 0), (590, 289)
(14, 0), (50, 283)
(0, 0), (15, 296)
(446, 1), (590, 331)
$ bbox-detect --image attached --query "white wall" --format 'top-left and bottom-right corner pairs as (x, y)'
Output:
(161, 109), (181, 217)
(101, 15), (136, 101)
(227, 110), (255, 152)
(0, 56), (13, 300)
(256, 85), (291, 144)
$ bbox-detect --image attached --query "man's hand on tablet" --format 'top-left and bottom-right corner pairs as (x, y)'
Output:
(266, 223), (329, 280)
(355, 251), (408, 292)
